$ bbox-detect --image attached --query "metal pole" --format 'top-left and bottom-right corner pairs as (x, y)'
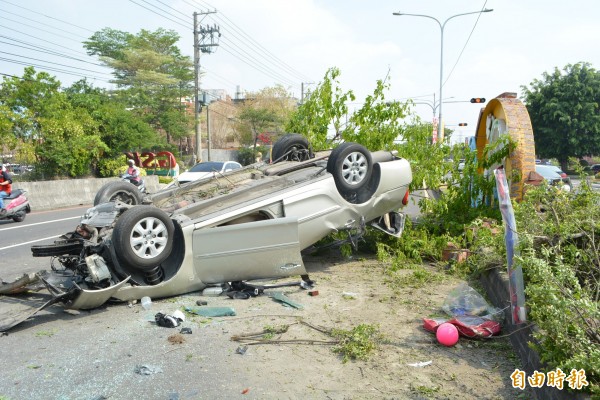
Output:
(206, 104), (211, 161)
(193, 12), (202, 162)
(393, 9), (493, 144)
(438, 22), (444, 143)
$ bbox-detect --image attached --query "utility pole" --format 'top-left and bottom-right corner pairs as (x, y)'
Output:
(206, 103), (211, 161)
(193, 10), (219, 163)
(301, 82), (314, 104)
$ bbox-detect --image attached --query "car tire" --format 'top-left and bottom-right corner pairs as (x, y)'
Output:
(271, 133), (313, 163)
(31, 240), (83, 257)
(327, 142), (373, 196)
(112, 206), (174, 271)
(94, 181), (143, 206)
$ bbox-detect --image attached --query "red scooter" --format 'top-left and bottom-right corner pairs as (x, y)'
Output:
(1, 189), (31, 223)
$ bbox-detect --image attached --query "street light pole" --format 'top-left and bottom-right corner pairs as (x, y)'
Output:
(393, 8), (493, 143)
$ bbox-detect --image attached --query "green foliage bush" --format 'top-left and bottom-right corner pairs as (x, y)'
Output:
(331, 323), (383, 363)
(511, 183), (600, 396)
(364, 140), (599, 396)
(237, 146), (269, 166)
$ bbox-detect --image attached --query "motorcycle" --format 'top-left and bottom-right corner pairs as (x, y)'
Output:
(0, 189), (31, 223)
(121, 174), (147, 194)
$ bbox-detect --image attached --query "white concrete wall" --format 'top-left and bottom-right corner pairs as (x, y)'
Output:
(14, 175), (161, 211)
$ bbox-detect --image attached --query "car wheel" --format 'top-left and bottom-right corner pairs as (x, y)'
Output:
(31, 240), (83, 257)
(327, 142), (373, 196)
(271, 133), (313, 163)
(112, 206), (174, 270)
(94, 181), (143, 206)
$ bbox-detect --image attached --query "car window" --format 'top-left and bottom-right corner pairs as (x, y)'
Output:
(189, 161), (224, 173)
(546, 166), (565, 174)
(225, 162), (241, 171)
(535, 165), (561, 180)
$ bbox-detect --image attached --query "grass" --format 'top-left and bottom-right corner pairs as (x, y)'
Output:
(34, 329), (56, 338)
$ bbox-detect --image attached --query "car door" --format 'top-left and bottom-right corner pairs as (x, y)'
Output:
(192, 216), (306, 283)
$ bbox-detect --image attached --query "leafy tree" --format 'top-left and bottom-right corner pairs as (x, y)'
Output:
(346, 77), (410, 150)
(84, 28), (194, 146)
(285, 67), (451, 193)
(205, 100), (238, 149)
(0, 68), (108, 177)
(238, 107), (278, 157)
(286, 67), (355, 150)
(521, 62), (600, 170)
(83, 28), (133, 62)
(286, 68), (411, 151)
(237, 85), (296, 157)
(64, 79), (165, 175)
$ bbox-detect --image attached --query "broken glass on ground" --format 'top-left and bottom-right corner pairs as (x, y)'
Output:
(184, 306), (236, 317)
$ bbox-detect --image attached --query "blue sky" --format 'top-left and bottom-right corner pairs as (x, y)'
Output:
(2, 0), (599, 143)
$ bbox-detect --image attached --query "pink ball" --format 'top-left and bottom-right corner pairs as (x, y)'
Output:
(436, 323), (459, 346)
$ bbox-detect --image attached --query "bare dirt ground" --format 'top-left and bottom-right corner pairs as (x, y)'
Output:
(0, 253), (528, 400)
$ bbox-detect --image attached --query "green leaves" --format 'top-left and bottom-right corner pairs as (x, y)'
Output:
(331, 323), (383, 363)
(521, 62), (600, 168)
(84, 27), (193, 143)
(286, 67), (355, 150)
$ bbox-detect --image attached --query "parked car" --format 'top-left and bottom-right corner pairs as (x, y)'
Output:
(20, 135), (412, 316)
(172, 160), (243, 185)
(535, 165), (571, 192)
(543, 165), (572, 190)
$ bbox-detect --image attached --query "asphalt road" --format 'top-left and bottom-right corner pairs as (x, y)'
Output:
(0, 204), (91, 279)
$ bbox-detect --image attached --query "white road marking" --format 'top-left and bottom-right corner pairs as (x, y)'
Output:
(0, 216), (80, 232)
(0, 235), (61, 251)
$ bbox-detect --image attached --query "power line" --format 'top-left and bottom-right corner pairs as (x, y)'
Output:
(0, 51), (111, 76)
(128, 0), (189, 30)
(210, 11), (310, 82)
(154, 0), (191, 20)
(442, 0), (489, 88)
(0, 36), (109, 69)
(0, 27), (97, 61)
(218, 37), (298, 87)
(1, 0), (312, 94)
(181, 0), (312, 84)
(193, 0), (311, 82)
(138, 0), (191, 26)
(0, 16), (84, 44)
(0, 57), (111, 82)
(0, 1), (93, 35)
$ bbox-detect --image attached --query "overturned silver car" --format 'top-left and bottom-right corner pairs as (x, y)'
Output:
(26, 135), (412, 311)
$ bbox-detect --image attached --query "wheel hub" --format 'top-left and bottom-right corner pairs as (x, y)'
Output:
(342, 152), (368, 185)
(129, 217), (168, 259)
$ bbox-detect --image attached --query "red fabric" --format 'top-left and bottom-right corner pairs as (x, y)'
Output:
(0, 172), (11, 195)
(127, 166), (141, 182)
(423, 317), (501, 339)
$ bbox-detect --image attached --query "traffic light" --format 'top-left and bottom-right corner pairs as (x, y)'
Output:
(458, 123), (468, 126)
(470, 97), (486, 103)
